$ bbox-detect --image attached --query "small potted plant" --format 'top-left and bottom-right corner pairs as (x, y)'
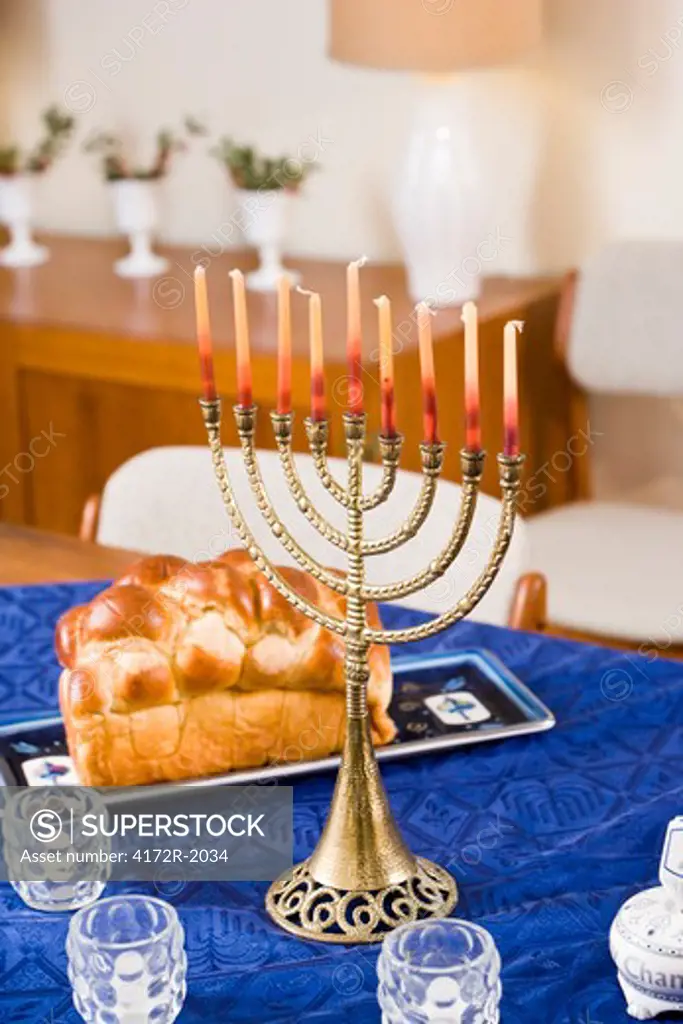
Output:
(212, 138), (316, 291)
(85, 118), (205, 278)
(0, 105), (75, 267)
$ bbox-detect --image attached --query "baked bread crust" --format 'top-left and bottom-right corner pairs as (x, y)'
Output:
(56, 550), (395, 785)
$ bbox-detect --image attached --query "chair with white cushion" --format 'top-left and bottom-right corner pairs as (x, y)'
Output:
(81, 445), (540, 628)
(526, 240), (683, 650)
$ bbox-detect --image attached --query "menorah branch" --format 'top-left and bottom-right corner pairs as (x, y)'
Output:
(360, 449), (484, 601)
(271, 411), (350, 552)
(199, 398), (347, 637)
(305, 418), (351, 508)
(361, 441), (445, 557)
(272, 417), (445, 561)
(363, 454), (525, 644)
(235, 405), (350, 597)
(359, 434), (403, 511)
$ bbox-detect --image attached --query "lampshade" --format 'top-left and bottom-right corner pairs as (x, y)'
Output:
(329, 0), (542, 73)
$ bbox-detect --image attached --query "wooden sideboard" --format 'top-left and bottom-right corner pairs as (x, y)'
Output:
(0, 235), (572, 535)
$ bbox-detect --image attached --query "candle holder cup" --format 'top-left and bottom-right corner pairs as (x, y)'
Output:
(200, 398), (524, 944)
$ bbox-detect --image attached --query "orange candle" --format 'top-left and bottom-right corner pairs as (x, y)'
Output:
(194, 266), (216, 402)
(229, 269), (252, 408)
(417, 302), (438, 444)
(301, 288), (326, 421)
(375, 295), (396, 437)
(462, 301), (481, 451)
(277, 275), (292, 415)
(347, 256), (366, 415)
(504, 320), (522, 456)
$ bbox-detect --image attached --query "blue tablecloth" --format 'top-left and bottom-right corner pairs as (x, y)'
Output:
(0, 580), (682, 1023)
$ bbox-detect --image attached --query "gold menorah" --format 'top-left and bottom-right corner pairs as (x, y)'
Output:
(199, 393), (524, 944)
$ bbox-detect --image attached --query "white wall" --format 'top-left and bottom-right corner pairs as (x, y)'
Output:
(6, 0), (683, 509)
(546, 0), (683, 254)
(3, 0), (683, 273)
(541, 0), (683, 511)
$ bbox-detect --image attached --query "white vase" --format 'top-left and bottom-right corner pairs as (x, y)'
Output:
(393, 78), (484, 308)
(0, 175), (49, 268)
(236, 188), (300, 292)
(110, 179), (169, 278)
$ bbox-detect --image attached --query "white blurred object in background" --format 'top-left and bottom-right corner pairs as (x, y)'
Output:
(236, 188), (300, 292)
(0, 174), (49, 268)
(110, 178), (169, 279)
(328, 0), (542, 305)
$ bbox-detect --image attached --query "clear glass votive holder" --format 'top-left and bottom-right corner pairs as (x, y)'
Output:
(67, 894), (187, 1024)
(377, 918), (502, 1023)
(3, 787), (109, 912)
(10, 877), (106, 914)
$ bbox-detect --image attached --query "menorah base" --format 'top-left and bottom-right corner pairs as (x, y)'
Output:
(266, 856), (458, 944)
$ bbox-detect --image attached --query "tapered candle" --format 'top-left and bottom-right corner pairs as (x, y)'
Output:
(300, 287), (326, 421)
(504, 320), (523, 456)
(375, 295), (396, 437)
(347, 256), (366, 415)
(417, 302), (438, 444)
(277, 275), (292, 415)
(194, 266), (216, 402)
(229, 269), (252, 408)
(461, 301), (481, 451)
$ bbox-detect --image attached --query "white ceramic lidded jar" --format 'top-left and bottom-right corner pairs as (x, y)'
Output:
(610, 816), (683, 1019)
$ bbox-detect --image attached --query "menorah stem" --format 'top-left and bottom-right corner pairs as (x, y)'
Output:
(306, 413), (419, 893)
(344, 414), (368, 720)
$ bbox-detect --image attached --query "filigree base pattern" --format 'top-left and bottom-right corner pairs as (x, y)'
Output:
(265, 857), (458, 944)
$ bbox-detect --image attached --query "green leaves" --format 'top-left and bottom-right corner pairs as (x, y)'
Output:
(0, 146), (20, 175)
(83, 116), (206, 181)
(210, 137), (317, 191)
(184, 116), (207, 138)
(0, 105), (74, 176)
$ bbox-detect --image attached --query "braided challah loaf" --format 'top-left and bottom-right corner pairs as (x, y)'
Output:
(56, 550), (395, 786)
